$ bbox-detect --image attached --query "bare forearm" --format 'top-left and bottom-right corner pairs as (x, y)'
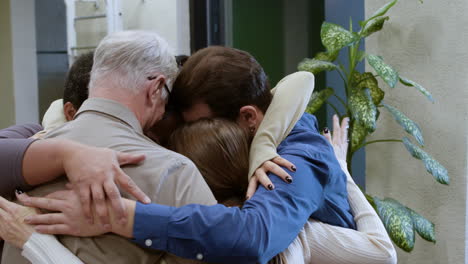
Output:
(22, 139), (77, 186)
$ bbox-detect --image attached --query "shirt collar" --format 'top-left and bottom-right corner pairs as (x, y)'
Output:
(75, 97), (143, 134)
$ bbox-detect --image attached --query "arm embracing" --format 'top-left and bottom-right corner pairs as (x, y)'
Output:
(248, 71), (315, 179)
(131, 152), (323, 264)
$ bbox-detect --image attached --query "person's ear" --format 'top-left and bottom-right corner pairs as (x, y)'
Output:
(63, 102), (77, 121)
(238, 105), (260, 133)
(146, 75), (165, 106)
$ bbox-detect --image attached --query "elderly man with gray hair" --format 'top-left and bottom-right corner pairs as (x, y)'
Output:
(2, 30), (217, 264)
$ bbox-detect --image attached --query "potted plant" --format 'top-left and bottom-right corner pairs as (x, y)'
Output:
(297, 0), (448, 252)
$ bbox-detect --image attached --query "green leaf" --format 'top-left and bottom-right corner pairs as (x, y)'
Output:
(362, 16), (389, 37)
(356, 50), (367, 63)
(369, 0), (398, 21)
(402, 137), (449, 184)
(321, 22), (360, 52)
(367, 54), (399, 88)
(349, 88), (377, 132)
(305, 88), (335, 114)
(407, 207), (436, 243)
(400, 76), (435, 102)
(314, 50), (339, 62)
(350, 120), (368, 153)
(374, 197), (415, 252)
(382, 104), (424, 145)
(353, 72), (385, 105)
(298, 58), (337, 75)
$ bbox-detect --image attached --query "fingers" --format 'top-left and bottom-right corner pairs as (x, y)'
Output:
(0, 206), (8, 219)
(24, 213), (66, 225)
(266, 160), (293, 183)
(34, 224), (72, 235)
(116, 173), (150, 204)
(323, 127), (332, 144)
(272, 156), (296, 173)
(254, 167), (275, 191)
(245, 177), (258, 200)
(332, 114), (341, 145)
(340, 117), (350, 146)
(0, 196), (14, 213)
(78, 186), (92, 224)
(103, 180), (126, 225)
(45, 190), (71, 200)
(91, 184), (110, 229)
(116, 152), (146, 166)
(16, 193), (66, 212)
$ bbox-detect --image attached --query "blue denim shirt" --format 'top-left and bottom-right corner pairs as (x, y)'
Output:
(132, 113), (356, 263)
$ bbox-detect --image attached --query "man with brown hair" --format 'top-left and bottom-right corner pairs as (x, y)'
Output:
(171, 46), (272, 122)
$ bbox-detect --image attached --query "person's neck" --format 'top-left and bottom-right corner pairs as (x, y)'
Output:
(89, 86), (146, 128)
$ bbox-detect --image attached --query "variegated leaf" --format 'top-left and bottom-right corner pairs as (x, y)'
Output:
(305, 87), (335, 114)
(400, 76), (435, 102)
(367, 54), (399, 88)
(321, 22), (360, 52)
(314, 50), (339, 62)
(374, 197), (415, 252)
(407, 207), (436, 243)
(383, 104), (424, 145)
(353, 72), (385, 105)
(402, 137), (449, 184)
(349, 88), (377, 132)
(368, 0), (398, 21)
(298, 58), (337, 75)
(362, 16), (389, 37)
(357, 50), (367, 63)
(350, 120), (368, 153)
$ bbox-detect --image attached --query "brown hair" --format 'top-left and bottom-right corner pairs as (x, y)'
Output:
(169, 118), (249, 205)
(170, 46), (272, 121)
(170, 119), (289, 263)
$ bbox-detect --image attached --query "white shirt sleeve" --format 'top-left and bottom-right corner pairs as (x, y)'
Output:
(280, 160), (397, 264)
(248, 71), (315, 179)
(21, 233), (83, 264)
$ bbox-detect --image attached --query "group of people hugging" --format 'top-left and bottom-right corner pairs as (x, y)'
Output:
(0, 30), (397, 264)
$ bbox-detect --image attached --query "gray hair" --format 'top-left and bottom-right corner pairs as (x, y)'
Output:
(89, 30), (178, 98)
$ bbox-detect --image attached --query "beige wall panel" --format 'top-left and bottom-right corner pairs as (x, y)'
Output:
(365, 1), (468, 263)
(0, 0), (15, 128)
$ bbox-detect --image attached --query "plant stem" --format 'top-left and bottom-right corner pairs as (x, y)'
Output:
(326, 101), (341, 118)
(354, 139), (403, 152)
(333, 94), (349, 112)
(336, 68), (348, 86)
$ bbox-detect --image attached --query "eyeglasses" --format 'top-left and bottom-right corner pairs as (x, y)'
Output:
(147, 76), (171, 97)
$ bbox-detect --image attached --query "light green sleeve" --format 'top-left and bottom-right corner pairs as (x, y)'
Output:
(248, 71), (315, 179)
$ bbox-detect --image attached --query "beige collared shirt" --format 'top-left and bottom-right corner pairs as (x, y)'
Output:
(2, 98), (216, 264)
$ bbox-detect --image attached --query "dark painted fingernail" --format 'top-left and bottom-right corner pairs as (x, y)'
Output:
(267, 184), (274, 190)
(15, 188), (24, 195)
(324, 127), (329, 134)
(291, 165), (296, 172)
(245, 196), (250, 200)
(286, 177), (293, 183)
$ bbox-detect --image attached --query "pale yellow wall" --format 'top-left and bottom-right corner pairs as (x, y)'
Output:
(0, 0), (16, 128)
(365, 1), (468, 263)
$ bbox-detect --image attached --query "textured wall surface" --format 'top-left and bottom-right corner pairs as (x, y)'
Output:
(365, 1), (468, 263)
